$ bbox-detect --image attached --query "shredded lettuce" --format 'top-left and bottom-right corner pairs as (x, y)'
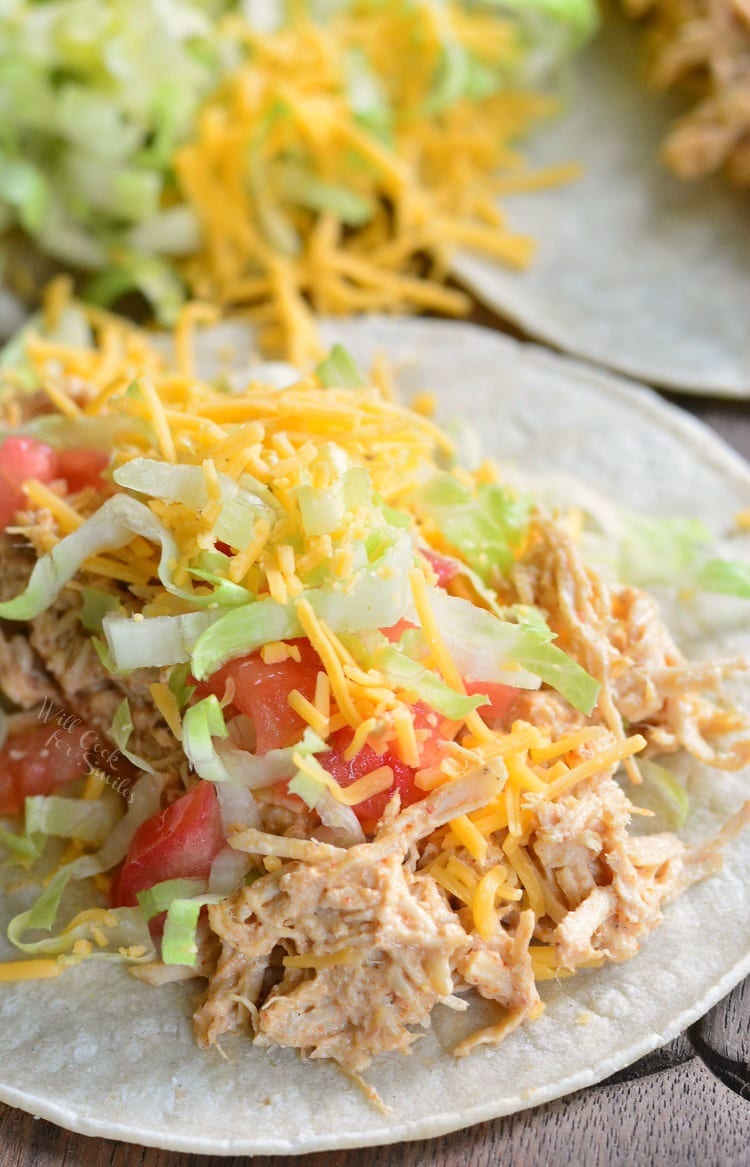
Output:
(0, 824), (45, 866)
(191, 527), (414, 678)
(416, 473), (532, 584)
(315, 344), (368, 389)
(103, 609), (220, 671)
(278, 162), (374, 226)
(0, 305), (94, 385)
(191, 597), (299, 681)
(0, 464), (261, 631)
(493, 0), (599, 70)
(182, 696), (231, 783)
(297, 466), (370, 537)
(161, 893), (223, 965)
(168, 662), (197, 710)
(137, 877), (208, 921)
(637, 760), (690, 830)
(315, 789), (365, 846)
(694, 558), (750, 598)
(288, 767), (327, 810)
(288, 731), (343, 809)
(0, 0), (230, 319)
(372, 643), (489, 717)
(2, 788), (122, 866)
(114, 456), (277, 552)
(24, 794), (121, 846)
(218, 725), (327, 790)
(7, 872), (154, 961)
(5, 772), (168, 961)
(427, 588), (600, 714)
(604, 513), (750, 600)
(441, 418), (483, 472)
(138, 877), (223, 966)
(79, 587), (121, 635)
(0, 494), (178, 621)
(208, 844), (253, 894)
(111, 699), (156, 775)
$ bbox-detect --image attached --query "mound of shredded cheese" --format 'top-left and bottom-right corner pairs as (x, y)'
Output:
(175, 1), (575, 361)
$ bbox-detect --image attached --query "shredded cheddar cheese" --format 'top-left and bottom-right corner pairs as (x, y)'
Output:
(0, 959), (63, 982)
(173, 1), (568, 361)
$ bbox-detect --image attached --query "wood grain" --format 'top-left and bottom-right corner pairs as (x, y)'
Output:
(690, 979), (750, 1101)
(1, 378), (749, 1166)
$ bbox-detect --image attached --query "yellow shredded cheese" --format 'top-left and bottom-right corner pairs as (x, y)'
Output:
(22, 480), (84, 533)
(472, 865), (508, 940)
(295, 598), (363, 729)
(449, 814), (488, 865)
(149, 682), (183, 742)
(546, 735), (647, 798)
(261, 641), (302, 665)
(173, 2), (567, 360)
(282, 947), (360, 970)
(287, 688), (329, 737)
(0, 959), (63, 982)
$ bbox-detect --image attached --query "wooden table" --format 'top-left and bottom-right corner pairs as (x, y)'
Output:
(1, 361), (749, 1167)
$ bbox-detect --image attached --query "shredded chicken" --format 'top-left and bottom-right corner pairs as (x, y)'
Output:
(516, 517), (750, 775)
(451, 910), (539, 1056)
(622, 0), (750, 184)
(532, 772), (687, 965)
(0, 534), (175, 767)
(194, 769), (529, 1071)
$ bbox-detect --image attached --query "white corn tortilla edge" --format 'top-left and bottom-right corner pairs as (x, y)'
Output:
(451, 14), (750, 398)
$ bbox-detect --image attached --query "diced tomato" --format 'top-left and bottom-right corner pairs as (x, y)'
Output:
(319, 703), (458, 825)
(464, 680), (519, 725)
(319, 731), (422, 825)
(380, 618), (417, 644)
(200, 639), (321, 754)
(55, 448), (108, 493)
(110, 780), (223, 909)
(0, 722), (90, 816)
(0, 437), (108, 530)
(0, 436), (58, 528)
(421, 549), (459, 588)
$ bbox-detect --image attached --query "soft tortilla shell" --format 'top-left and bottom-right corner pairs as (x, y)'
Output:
(452, 15), (750, 398)
(0, 317), (749, 1153)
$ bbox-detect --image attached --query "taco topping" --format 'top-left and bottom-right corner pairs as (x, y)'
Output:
(0, 0), (598, 358)
(0, 297), (748, 1083)
(622, 0), (750, 185)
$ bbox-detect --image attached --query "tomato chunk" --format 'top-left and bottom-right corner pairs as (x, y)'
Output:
(421, 549), (459, 588)
(0, 721), (91, 816)
(0, 437), (58, 528)
(319, 703), (458, 825)
(380, 618), (417, 644)
(319, 730), (422, 824)
(110, 780), (223, 908)
(55, 448), (108, 493)
(201, 639), (321, 754)
(0, 437), (108, 530)
(464, 680), (519, 725)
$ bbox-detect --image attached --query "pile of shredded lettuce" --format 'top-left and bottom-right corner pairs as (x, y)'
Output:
(0, 0), (598, 324)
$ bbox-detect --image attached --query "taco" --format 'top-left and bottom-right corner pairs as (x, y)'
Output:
(451, 11), (750, 398)
(0, 310), (749, 1154)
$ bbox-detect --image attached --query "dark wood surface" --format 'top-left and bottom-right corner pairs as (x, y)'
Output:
(1, 351), (749, 1167)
